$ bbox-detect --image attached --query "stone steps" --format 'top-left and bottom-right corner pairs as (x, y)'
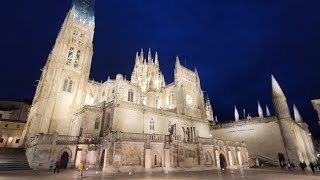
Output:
(0, 148), (31, 171)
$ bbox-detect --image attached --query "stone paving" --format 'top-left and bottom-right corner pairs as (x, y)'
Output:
(0, 168), (319, 180)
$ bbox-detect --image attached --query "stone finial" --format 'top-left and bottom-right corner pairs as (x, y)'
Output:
(215, 116), (218, 122)
(258, 101), (264, 118)
(293, 104), (303, 123)
(266, 105), (271, 116)
(234, 106), (240, 122)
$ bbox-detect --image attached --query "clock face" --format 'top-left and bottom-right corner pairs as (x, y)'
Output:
(186, 95), (193, 105)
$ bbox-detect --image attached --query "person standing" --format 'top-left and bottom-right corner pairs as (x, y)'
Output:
(54, 159), (61, 173)
(79, 161), (84, 177)
(49, 160), (55, 171)
(310, 162), (315, 173)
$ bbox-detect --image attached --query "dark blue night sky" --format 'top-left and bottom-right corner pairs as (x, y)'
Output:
(1, 0), (320, 138)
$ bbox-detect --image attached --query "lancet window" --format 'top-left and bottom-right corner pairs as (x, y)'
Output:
(67, 47), (74, 65)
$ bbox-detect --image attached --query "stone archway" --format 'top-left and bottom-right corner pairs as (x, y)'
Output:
(60, 151), (69, 169)
(219, 154), (227, 169)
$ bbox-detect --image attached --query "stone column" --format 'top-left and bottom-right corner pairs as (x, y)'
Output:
(164, 145), (171, 170)
(103, 148), (108, 169)
(145, 148), (152, 171)
(228, 150), (233, 167)
(193, 127), (196, 142)
(237, 151), (242, 166)
(215, 150), (220, 168)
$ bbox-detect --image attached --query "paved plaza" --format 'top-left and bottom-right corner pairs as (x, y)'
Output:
(0, 168), (319, 180)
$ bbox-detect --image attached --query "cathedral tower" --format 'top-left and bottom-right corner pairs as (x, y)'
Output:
(271, 75), (300, 163)
(24, 0), (95, 141)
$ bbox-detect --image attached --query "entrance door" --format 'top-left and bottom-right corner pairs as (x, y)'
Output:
(60, 151), (69, 169)
(219, 154), (227, 169)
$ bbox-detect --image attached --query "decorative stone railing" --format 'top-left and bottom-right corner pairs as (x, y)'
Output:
(27, 134), (102, 147)
(211, 116), (277, 129)
(197, 137), (246, 148)
(106, 131), (169, 142)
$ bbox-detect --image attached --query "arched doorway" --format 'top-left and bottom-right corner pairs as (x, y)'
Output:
(219, 154), (227, 169)
(278, 153), (285, 166)
(60, 151), (69, 169)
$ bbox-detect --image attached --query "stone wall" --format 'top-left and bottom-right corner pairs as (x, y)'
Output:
(211, 119), (286, 165)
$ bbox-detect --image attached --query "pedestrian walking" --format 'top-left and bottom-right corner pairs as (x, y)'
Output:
(54, 159), (61, 173)
(49, 160), (55, 171)
(79, 161), (84, 177)
(310, 162), (315, 173)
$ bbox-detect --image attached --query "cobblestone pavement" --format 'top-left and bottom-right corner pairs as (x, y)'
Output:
(0, 168), (319, 180)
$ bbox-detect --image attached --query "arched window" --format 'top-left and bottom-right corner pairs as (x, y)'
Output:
(94, 118), (100, 129)
(63, 79), (68, 91)
(67, 80), (73, 93)
(168, 121), (171, 132)
(102, 91), (105, 97)
(62, 78), (73, 93)
(74, 50), (80, 68)
(128, 90), (134, 102)
(150, 120), (154, 130)
(168, 92), (174, 105)
(67, 47), (74, 65)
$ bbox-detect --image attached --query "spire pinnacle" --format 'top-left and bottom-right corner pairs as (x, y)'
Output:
(293, 104), (303, 123)
(266, 105), (271, 116)
(258, 101), (264, 118)
(155, 51), (159, 66)
(135, 51), (139, 65)
(272, 74), (285, 98)
(148, 48), (153, 64)
(140, 48), (144, 63)
(234, 106), (240, 122)
(175, 56), (181, 68)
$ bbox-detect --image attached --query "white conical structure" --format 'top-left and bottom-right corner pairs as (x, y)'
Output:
(215, 116), (218, 123)
(266, 105), (271, 116)
(155, 51), (159, 66)
(293, 104), (303, 123)
(234, 106), (240, 122)
(258, 101), (264, 118)
(271, 75), (291, 119)
(148, 48), (153, 64)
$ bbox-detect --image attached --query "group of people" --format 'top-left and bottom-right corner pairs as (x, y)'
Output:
(49, 159), (61, 173)
(303, 161), (320, 172)
(49, 159), (85, 177)
(280, 161), (296, 170)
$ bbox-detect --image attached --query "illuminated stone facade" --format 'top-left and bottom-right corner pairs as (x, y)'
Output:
(23, 0), (248, 171)
(0, 100), (30, 148)
(211, 76), (318, 166)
